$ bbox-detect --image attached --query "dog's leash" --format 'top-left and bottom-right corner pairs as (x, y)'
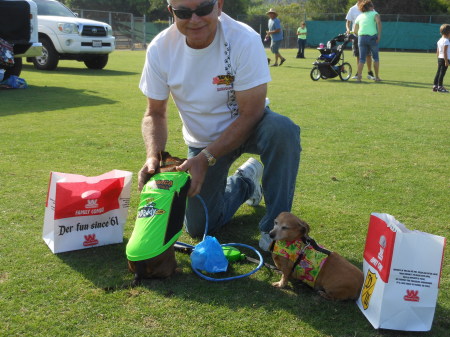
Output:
(174, 242), (279, 272)
(175, 194), (265, 281)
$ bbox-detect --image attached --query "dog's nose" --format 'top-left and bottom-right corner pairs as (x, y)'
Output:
(269, 231), (275, 239)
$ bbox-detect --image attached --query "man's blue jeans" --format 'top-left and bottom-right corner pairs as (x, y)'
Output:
(185, 107), (301, 237)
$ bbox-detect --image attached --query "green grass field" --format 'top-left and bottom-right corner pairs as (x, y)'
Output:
(0, 49), (449, 336)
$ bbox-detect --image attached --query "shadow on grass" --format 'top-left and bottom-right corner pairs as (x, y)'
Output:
(55, 209), (448, 336)
(346, 79), (431, 89)
(0, 85), (116, 116)
(21, 64), (138, 76)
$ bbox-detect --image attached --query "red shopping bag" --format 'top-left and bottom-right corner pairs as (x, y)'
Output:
(43, 170), (132, 253)
(357, 213), (446, 331)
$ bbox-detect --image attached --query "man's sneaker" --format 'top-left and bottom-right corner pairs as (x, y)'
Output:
(352, 74), (359, 79)
(259, 231), (272, 251)
(235, 158), (263, 206)
(433, 86), (438, 92)
(280, 58), (286, 66)
(437, 86), (449, 93)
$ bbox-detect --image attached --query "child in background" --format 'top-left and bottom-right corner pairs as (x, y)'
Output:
(433, 24), (450, 93)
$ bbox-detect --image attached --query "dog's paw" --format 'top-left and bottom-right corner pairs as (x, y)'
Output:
(317, 290), (333, 300)
(272, 281), (286, 288)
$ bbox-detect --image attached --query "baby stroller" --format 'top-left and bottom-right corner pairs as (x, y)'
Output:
(310, 33), (356, 81)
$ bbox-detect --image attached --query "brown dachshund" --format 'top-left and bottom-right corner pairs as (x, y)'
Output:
(127, 152), (189, 285)
(270, 212), (364, 300)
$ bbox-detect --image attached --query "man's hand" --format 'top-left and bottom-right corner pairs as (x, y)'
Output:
(138, 156), (160, 191)
(176, 154), (209, 197)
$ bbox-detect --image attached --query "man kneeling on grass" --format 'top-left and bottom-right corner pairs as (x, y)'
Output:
(138, 0), (301, 251)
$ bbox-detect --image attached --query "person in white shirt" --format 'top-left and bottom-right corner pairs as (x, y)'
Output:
(139, 0), (301, 251)
(346, 1), (375, 80)
(433, 23), (450, 93)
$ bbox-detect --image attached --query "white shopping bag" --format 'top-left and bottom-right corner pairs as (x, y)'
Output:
(357, 213), (446, 331)
(43, 170), (132, 254)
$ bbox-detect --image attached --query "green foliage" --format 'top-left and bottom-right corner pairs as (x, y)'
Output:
(305, 0), (349, 13)
(303, 0), (450, 15)
(246, 2), (306, 30)
(64, 0), (150, 15)
(369, 0), (448, 14)
(223, 0), (250, 19)
(148, 0), (170, 20)
(64, 0), (253, 19)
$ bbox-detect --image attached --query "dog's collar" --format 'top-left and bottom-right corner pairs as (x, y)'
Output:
(301, 236), (331, 256)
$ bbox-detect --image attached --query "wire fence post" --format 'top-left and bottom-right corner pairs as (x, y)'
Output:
(143, 14), (147, 48)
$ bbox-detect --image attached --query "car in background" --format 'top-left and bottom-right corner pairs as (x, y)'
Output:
(0, 0), (42, 77)
(29, 0), (115, 70)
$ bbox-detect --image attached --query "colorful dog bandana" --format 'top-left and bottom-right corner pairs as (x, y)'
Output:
(271, 239), (330, 288)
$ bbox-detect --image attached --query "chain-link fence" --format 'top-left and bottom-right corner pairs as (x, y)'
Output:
(238, 13), (450, 50)
(74, 9), (450, 51)
(74, 9), (167, 49)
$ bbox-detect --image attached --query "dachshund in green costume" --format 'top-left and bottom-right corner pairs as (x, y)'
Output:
(127, 152), (190, 285)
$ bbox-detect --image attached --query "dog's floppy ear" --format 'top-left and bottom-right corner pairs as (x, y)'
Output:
(297, 218), (310, 237)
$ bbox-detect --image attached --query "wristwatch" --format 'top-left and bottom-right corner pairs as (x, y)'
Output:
(201, 149), (216, 166)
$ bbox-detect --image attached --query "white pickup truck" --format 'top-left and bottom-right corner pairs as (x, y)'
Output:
(30, 0), (115, 70)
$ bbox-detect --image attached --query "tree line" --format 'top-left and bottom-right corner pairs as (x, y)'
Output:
(61, 0), (449, 20)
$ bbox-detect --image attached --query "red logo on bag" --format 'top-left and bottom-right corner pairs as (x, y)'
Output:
(83, 234), (99, 247)
(404, 289), (420, 302)
(82, 190), (101, 209)
(364, 215), (397, 283)
(54, 178), (124, 219)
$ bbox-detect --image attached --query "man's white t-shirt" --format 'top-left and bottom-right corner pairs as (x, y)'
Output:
(139, 13), (271, 148)
(346, 3), (361, 31)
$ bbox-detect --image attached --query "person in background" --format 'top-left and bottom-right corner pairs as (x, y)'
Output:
(346, 0), (375, 80)
(354, 0), (382, 82)
(139, 0), (301, 251)
(296, 21), (307, 58)
(432, 23), (450, 93)
(265, 8), (286, 66)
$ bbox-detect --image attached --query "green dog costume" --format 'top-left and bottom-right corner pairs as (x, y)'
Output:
(126, 172), (190, 261)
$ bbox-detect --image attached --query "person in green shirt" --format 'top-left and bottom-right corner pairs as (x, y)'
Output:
(354, 0), (382, 82)
(296, 22), (307, 58)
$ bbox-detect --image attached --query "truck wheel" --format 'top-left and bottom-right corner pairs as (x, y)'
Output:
(33, 37), (59, 70)
(84, 55), (108, 69)
(4, 58), (23, 77)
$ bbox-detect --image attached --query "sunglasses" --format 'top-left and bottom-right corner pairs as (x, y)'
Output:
(170, 0), (217, 20)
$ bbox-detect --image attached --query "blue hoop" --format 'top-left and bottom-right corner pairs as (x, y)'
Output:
(177, 195), (264, 282)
